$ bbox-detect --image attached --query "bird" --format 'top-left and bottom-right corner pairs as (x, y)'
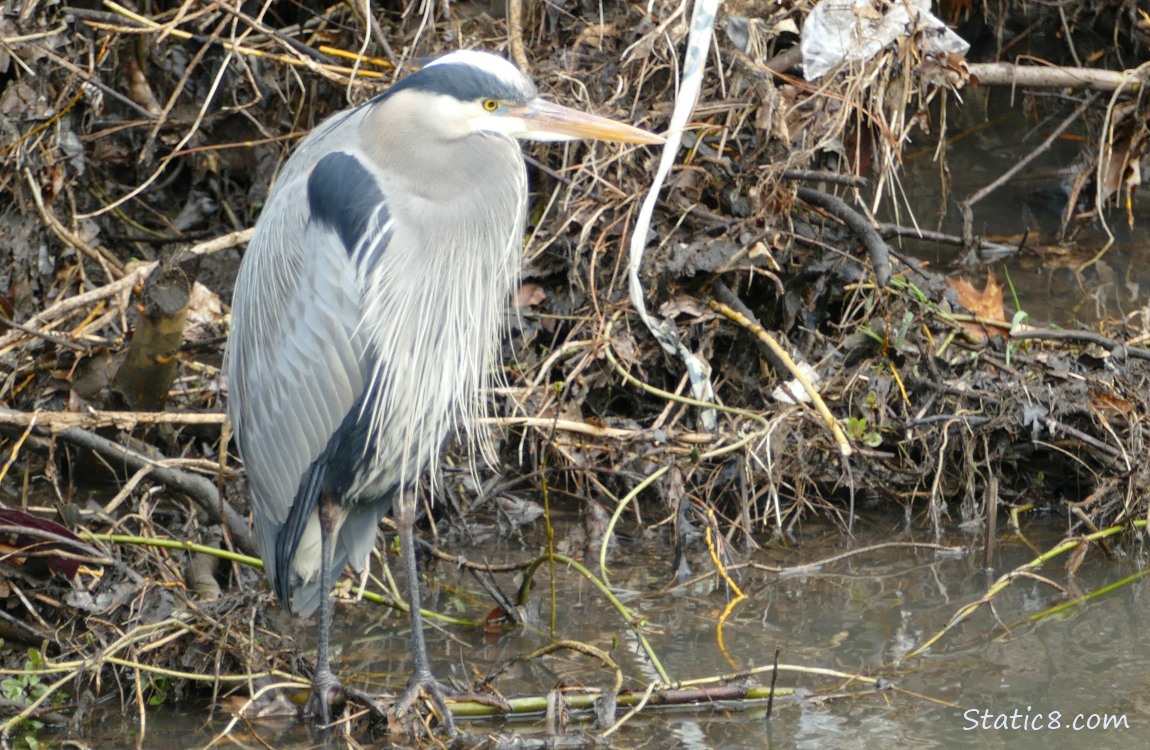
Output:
(223, 49), (662, 727)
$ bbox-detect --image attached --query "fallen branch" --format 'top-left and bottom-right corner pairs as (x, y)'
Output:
(1010, 326), (1150, 361)
(0, 406), (251, 555)
(968, 62), (1148, 93)
(0, 409), (226, 431)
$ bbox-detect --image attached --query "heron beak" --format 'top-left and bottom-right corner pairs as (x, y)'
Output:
(518, 98), (664, 145)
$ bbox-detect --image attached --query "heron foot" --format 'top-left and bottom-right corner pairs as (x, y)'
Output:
(304, 670), (343, 726)
(387, 671), (457, 735)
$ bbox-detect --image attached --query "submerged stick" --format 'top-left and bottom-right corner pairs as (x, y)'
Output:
(907, 520), (1146, 658)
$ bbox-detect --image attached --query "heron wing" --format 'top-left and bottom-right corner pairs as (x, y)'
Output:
(227, 148), (392, 608)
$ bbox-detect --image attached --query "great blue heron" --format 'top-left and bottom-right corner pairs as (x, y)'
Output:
(224, 50), (661, 726)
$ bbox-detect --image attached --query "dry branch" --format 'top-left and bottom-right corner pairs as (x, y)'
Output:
(968, 62), (1148, 92)
(0, 407), (250, 554)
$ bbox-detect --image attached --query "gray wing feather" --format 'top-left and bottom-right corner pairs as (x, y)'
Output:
(227, 170), (370, 595)
(227, 100), (527, 614)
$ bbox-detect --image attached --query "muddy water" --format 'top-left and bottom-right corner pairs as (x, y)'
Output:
(45, 510), (1148, 748)
(887, 85), (1150, 326)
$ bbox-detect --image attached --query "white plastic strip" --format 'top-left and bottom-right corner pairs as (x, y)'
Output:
(627, 0), (720, 431)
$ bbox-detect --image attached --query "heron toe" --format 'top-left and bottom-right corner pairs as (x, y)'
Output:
(387, 671), (457, 735)
(304, 669), (342, 726)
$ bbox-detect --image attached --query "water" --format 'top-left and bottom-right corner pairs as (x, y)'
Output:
(40, 511), (1149, 748)
(886, 85), (1150, 326)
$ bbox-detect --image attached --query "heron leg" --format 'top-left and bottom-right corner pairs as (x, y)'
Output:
(388, 494), (456, 734)
(305, 491), (342, 725)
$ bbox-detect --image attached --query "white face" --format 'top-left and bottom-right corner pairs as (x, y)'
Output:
(401, 51), (545, 141)
(393, 91), (540, 142)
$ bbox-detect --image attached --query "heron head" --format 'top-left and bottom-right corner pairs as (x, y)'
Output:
(378, 50), (664, 146)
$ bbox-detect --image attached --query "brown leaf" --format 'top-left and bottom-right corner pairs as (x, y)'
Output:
(70, 347), (123, 401)
(1090, 391), (1134, 420)
(947, 269), (1005, 341)
(123, 51), (162, 116)
(482, 607), (514, 634)
(1100, 135), (1133, 203)
(514, 282), (546, 309)
(1066, 540), (1088, 578)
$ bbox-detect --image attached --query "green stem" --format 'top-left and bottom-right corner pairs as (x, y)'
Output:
(81, 532), (475, 626)
(518, 551), (671, 685)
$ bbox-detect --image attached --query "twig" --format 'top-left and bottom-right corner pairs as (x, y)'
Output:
(480, 414), (712, 444)
(967, 62), (1147, 92)
(960, 92), (1098, 248)
(518, 552), (671, 686)
(0, 409), (226, 430)
(795, 186), (892, 286)
(876, 222), (1018, 261)
(709, 283), (853, 457)
(24, 168), (125, 279)
(748, 541), (966, 574)
(0, 228), (251, 355)
(96, 1), (384, 81)
(81, 533), (257, 567)
(30, 45), (158, 119)
(506, 0), (529, 74)
(0, 407), (252, 555)
(705, 513), (746, 670)
(907, 520), (1144, 658)
(345, 0), (396, 64)
(781, 169), (867, 187)
(0, 313), (90, 352)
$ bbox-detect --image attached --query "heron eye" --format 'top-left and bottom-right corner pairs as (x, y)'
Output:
(482, 99), (499, 112)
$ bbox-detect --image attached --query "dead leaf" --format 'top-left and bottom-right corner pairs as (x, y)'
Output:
(947, 269), (1005, 341)
(1090, 391), (1134, 420)
(186, 281), (225, 326)
(515, 282), (546, 309)
(123, 51), (162, 116)
(610, 330), (638, 365)
(659, 294), (708, 319)
(574, 23), (617, 48)
(482, 607), (514, 634)
(0, 509), (85, 579)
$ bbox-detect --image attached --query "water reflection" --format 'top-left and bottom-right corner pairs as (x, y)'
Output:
(884, 85), (1150, 326)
